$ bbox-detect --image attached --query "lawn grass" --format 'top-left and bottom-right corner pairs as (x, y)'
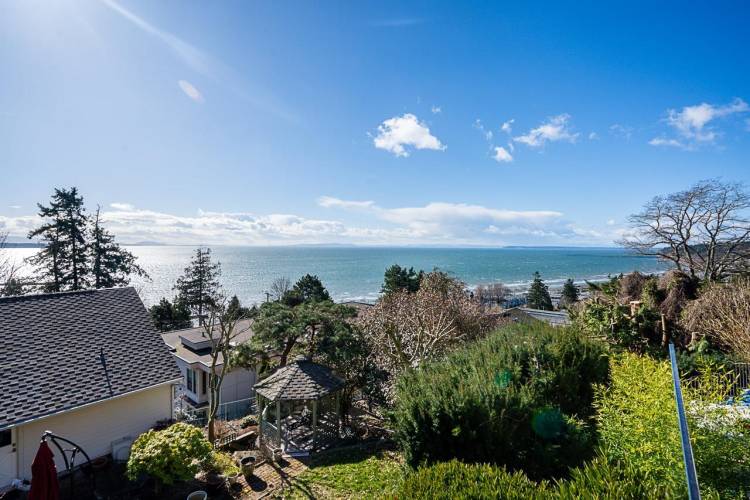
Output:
(284, 445), (404, 499)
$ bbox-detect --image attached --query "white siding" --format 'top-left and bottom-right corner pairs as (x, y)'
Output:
(14, 384), (173, 483)
(219, 368), (256, 403)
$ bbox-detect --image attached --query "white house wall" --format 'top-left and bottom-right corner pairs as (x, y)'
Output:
(14, 384), (173, 483)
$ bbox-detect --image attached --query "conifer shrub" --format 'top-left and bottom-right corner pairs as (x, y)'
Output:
(390, 323), (609, 479)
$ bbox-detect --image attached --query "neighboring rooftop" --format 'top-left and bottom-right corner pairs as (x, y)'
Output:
(502, 307), (571, 327)
(0, 287), (181, 430)
(254, 357), (345, 402)
(161, 318), (254, 368)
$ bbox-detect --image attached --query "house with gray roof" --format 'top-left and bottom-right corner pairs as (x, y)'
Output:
(501, 307), (571, 327)
(161, 319), (257, 415)
(0, 287), (181, 491)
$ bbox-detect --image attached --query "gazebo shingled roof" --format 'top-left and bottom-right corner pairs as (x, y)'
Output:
(254, 357), (344, 402)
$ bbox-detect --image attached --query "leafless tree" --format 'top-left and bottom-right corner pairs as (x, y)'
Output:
(269, 276), (291, 301)
(202, 295), (251, 443)
(0, 232), (24, 296)
(475, 282), (511, 306)
(618, 179), (750, 283)
(681, 278), (750, 362)
(358, 271), (495, 395)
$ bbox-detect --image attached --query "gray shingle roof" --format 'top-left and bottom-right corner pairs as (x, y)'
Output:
(254, 358), (344, 402)
(0, 287), (181, 429)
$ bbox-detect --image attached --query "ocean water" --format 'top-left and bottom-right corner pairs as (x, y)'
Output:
(6, 246), (671, 307)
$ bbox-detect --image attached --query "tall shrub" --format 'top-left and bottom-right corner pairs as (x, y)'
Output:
(391, 323), (609, 479)
(597, 352), (750, 497)
(126, 423), (213, 486)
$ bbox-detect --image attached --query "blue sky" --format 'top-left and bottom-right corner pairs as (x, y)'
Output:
(1, 0), (749, 246)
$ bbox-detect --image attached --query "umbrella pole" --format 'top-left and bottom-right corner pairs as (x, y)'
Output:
(41, 431), (96, 498)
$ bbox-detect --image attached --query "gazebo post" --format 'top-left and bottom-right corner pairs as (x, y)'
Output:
(311, 399), (318, 452)
(276, 400), (282, 448)
(258, 396), (265, 446)
(335, 392), (341, 436)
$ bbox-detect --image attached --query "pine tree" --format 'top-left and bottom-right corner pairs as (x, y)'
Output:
(291, 274), (331, 303)
(527, 271), (553, 310)
(174, 247), (222, 325)
(90, 206), (149, 288)
(149, 297), (193, 332)
(27, 187), (89, 291)
(560, 278), (579, 308)
(382, 264), (423, 295)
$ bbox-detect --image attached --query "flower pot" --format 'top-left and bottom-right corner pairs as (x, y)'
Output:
(240, 456), (256, 479)
(204, 472), (225, 493)
(226, 472), (242, 487)
(186, 491), (207, 500)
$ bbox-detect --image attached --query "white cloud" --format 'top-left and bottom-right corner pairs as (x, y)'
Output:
(316, 196), (375, 210)
(666, 98), (748, 142)
(493, 146), (513, 163)
(431, 105), (441, 114)
(648, 137), (688, 149)
(513, 114), (579, 148)
(606, 219), (615, 226)
(609, 124), (634, 141)
(650, 98), (749, 148)
(501, 119), (514, 134)
(473, 119), (493, 141)
(110, 202), (135, 211)
(2, 197), (617, 247)
(178, 80), (204, 103)
(373, 113), (445, 157)
(588, 132), (599, 140)
(7, 205), (21, 210)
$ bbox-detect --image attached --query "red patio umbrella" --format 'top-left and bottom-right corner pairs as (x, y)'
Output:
(28, 441), (60, 500)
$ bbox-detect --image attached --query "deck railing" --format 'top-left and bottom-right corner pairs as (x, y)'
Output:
(176, 397), (257, 427)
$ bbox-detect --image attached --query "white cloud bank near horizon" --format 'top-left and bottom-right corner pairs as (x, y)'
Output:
(0, 199), (622, 247)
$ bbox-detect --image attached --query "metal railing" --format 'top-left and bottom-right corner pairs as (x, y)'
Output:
(176, 397), (257, 427)
(669, 343), (701, 500)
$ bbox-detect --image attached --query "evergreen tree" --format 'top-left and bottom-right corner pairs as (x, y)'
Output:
(290, 274), (330, 303)
(149, 297), (193, 332)
(560, 278), (579, 308)
(27, 187), (89, 291)
(227, 294), (254, 320)
(174, 247), (222, 325)
(382, 264), (423, 295)
(90, 206), (149, 288)
(527, 271), (553, 310)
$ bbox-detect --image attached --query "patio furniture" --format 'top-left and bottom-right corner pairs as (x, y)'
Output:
(255, 356), (345, 456)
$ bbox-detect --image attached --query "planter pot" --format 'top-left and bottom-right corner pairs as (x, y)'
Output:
(186, 491), (207, 500)
(204, 472), (225, 493)
(226, 473), (242, 487)
(240, 456), (256, 479)
(91, 456), (109, 471)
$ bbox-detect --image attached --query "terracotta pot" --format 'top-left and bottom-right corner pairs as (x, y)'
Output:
(186, 491), (207, 500)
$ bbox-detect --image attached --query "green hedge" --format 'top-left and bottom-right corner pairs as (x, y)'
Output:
(391, 323), (609, 479)
(597, 352), (750, 497)
(393, 458), (676, 499)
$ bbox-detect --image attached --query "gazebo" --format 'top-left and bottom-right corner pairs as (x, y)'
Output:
(255, 356), (345, 456)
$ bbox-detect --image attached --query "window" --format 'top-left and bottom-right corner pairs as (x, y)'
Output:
(202, 371), (207, 395)
(186, 368), (196, 393)
(0, 429), (11, 448)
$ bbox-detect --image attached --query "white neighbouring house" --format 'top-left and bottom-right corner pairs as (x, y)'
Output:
(0, 287), (182, 491)
(161, 319), (257, 419)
